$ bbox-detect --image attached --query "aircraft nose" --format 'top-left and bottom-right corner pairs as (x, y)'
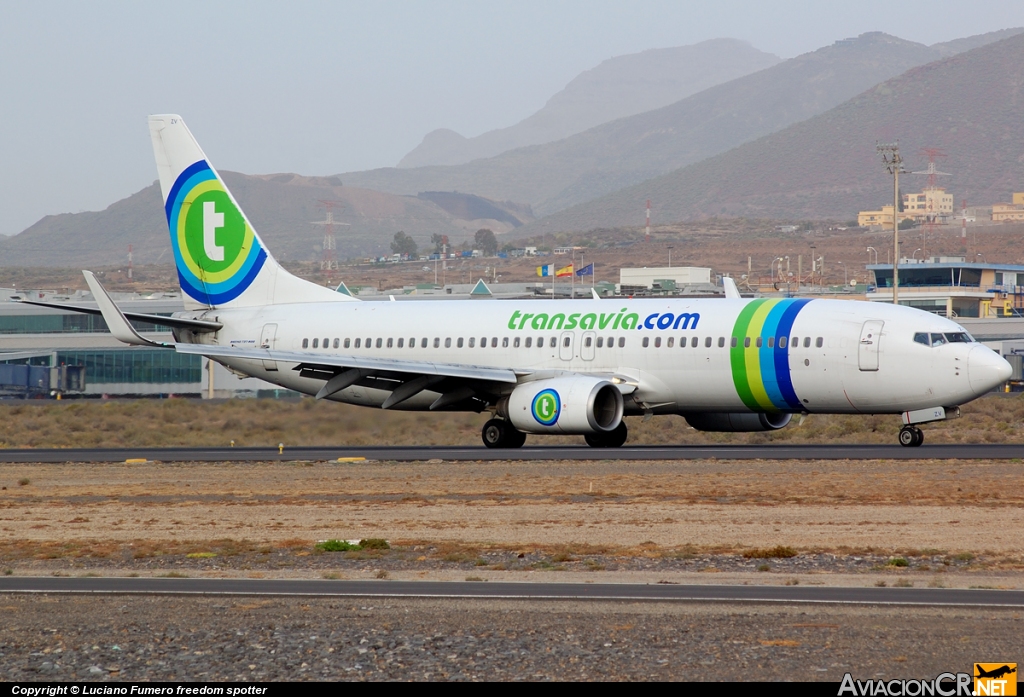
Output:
(968, 345), (1012, 396)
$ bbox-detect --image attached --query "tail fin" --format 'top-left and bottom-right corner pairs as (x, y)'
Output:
(148, 114), (354, 309)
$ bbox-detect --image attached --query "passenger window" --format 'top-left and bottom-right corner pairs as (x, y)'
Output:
(434, 338), (441, 348)
(643, 337), (650, 348)
(312, 338), (319, 348)
(744, 337), (751, 348)
(690, 337), (698, 348)
(596, 337), (603, 348)
(365, 337), (371, 347)
(549, 337), (557, 348)
(458, 338), (464, 348)
(409, 337), (415, 347)
(930, 333), (947, 346)
(387, 338), (393, 348)
(804, 337), (811, 348)
(468, 337), (475, 348)
(513, 337), (520, 348)
(607, 337), (614, 347)
(730, 337), (737, 348)
(502, 337), (509, 348)
(333, 338), (339, 349)
(815, 337), (823, 348)
(791, 337), (798, 348)
(354, 338), (361, 348)
(654, 337), (661, 348)
(422, 338), (428, 348)
(667, 337), (674, 348)
(704, 337), (712, 348)
(525, 337), (532, 348)
(585, 337), (592, 347)
(779, 336), (787, 349)
(914, 332), (930, 346)
(302, 338), (309, 348)
(344, 338), (350, 349)
(323, 338), (328, 348)
(755, 337), (762, 348)
(619, 337), (625, 348)
(767, 337), (774, 348)
(563, 337), (570, 347)
(492, 337), (498, 348)
(718, 337), (725, 348)
(376, 338), (382, 349)
(397, 338), (404, 348)
(444, 338), (451, 348)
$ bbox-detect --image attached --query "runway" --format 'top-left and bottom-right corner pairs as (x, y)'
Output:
(2, 577), (1023, 606)
(0, 443), (1022, 462)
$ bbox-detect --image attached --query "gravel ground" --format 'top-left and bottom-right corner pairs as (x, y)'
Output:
(1, 595), (1018, 681)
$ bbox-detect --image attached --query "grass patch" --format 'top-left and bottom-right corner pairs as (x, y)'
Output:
(887, 557), (909, 567)
(315, 540), (360, 553)
(17, 478), (29, 487)
(158, 572), (189, 578)
(185, 552), (217, 559)
(359, 538), (390, 550)
(743, 546), (798, 559)
(757, 564), (771, 572)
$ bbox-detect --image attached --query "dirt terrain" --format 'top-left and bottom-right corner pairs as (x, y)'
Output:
(1, 458), (1021, 589)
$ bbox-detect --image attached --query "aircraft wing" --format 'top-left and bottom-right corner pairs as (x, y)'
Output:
(173, 343), (518, 385)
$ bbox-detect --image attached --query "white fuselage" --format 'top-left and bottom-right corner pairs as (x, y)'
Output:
(181, 296), (1009, 416)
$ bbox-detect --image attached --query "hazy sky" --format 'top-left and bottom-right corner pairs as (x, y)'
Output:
(3, 0), (1024, 237)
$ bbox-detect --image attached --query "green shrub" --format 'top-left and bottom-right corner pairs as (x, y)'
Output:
(315, 539), (360, 552)
(743, 546), (798, 559)
(887, 557), (909, 567)
(359, 538), (390, 550)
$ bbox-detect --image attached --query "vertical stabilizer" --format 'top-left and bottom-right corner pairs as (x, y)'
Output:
(148, 115), (355, 309)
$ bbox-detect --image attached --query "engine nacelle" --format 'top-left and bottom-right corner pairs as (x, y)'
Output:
(684, 412), (792, 432)
(503, 377), (624, 435)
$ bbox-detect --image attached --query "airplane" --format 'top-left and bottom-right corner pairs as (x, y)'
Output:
(23, 115), (1013, 448)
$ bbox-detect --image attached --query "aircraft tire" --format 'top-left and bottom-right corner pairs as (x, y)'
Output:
(913, 427), (924, 447)
(584, 422), (628, 448)
(482, 419), (526, 448)
(899, 426), (918, 447)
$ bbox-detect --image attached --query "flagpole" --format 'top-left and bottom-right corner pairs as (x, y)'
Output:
(571, 249), (576, 300)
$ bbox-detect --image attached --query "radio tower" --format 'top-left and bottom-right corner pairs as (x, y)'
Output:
(911, 148), (950, 258)
(311, 200), (349, 275)
(645, 200), (651, 242)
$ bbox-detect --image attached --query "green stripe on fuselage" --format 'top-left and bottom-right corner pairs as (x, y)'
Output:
(730, 298), (783, 410)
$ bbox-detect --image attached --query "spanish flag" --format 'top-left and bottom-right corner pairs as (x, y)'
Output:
(556, 264), (574, 277)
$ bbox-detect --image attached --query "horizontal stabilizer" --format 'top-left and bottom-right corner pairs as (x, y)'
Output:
(81, 271), (169, 347)
(16, 299), (222, 332)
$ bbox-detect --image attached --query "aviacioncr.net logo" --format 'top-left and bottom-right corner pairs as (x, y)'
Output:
(181, 185), (250, 275)
(532, 389), (561, 426)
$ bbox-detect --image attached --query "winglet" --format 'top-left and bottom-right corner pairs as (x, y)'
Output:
(591, 288), (601, 300)
(723, 276), (741, 299)
(82, 271), (169, 347)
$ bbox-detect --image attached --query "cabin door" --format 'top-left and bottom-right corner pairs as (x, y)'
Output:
(260, 323), (279, 371)
(581, 331), (596, 361)
(857, 320), (883, 371)
(559, 331), (575, 361)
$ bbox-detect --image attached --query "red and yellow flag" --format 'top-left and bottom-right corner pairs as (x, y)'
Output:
(556, 264), (574, 277)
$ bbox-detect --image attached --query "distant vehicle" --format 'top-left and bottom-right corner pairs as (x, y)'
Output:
(31, 114), (1013, 449)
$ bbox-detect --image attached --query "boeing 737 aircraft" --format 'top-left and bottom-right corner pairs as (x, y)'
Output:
(26, 116), (1013, 448)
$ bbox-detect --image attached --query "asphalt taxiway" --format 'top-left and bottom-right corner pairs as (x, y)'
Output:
(2, 577), (1023, 606)
(0, 443), (1022, 462)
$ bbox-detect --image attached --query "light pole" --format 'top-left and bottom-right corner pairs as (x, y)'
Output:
(772, 257), (784, 282)
(668, 245), (673, 269)
(912, 248), (922, 261)
(977, 252), (987, 263)
(878, 142), (905, 305)
(837, 261), (848, 286)
(867, 247), (878, 265)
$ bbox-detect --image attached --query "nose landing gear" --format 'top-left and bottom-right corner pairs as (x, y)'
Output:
(898, 425), (924, 447)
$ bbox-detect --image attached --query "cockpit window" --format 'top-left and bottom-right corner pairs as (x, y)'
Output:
(914, 332), (930, 346)
(930, 333), (947, 346)
(944, 332), (973, 343)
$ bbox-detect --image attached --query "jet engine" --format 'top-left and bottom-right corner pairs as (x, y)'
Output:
(684, 412), (792, 432)
(500, 377), (624, 435)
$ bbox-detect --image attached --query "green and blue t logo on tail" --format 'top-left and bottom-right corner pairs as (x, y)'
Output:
(164, 160), (267, 305)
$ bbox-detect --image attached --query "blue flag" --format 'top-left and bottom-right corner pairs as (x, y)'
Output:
(575, 263), (594, 277)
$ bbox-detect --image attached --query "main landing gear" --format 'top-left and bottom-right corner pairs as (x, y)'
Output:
(481, 419), (527, 449)
(584, 422), (628, 448)
(898, 425), (924, 447)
